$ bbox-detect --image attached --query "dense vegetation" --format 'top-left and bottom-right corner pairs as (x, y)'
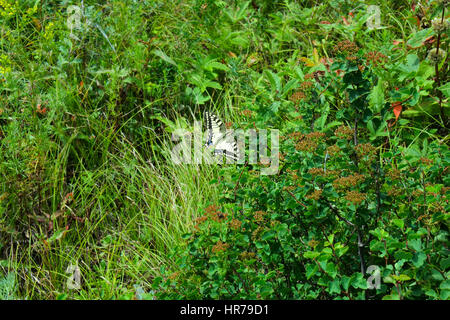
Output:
(0, 0), (449, 300)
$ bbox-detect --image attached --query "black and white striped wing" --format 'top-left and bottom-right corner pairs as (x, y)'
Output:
(214, 135), (240, 162)
(205, 112), (223, 147)
(205, 112), (240, 162)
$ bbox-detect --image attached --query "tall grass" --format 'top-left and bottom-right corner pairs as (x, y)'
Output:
(0, 0), (229, 299)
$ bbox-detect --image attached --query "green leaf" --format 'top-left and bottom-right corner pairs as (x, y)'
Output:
(152, 49), (177, 67)
(440, 280), (450, 290)
(282, 79), (299, 97)
(416, 61), (435, 81)
(392, 274), (411, 282)
(0, 272), (16, 300)
(204, 80), (223, 90)
(367, 118), (388, 140)
(294, 66), (304, 81)
(394, 250), (413, 260)
(304, 251), (320, 259)
(341, 276), (351, 291)
(438, 82), (450, 98)
(408, 238), (422, 251)
(412, 252), (427, 268)
(431, 269), (445, 281)
(224, 1), (250, 23)
(269, 101), (280, 114)
(407, 28), (434, 48)
(368, 78), (384, 113)
(264, 70), (282, 94)
(203, 60), (229, 72)
(440, 290), (450, 300)
(425, 289), (438, 298)
(305, 263), (318, 279)
(392, 218), (404, 230)
(323, 120), (341, 130)
(261, 230), (276, 241)
(47, 229), (68, 243)
(351, 273), (368, 289)
(397, 54), (420, 80)
(383, 292), (400, 300)
(327, 234), (334, 245)
(56, 293), (68, 300)
(325, 262), (338, 278)
(440, 257), (450, 270)
(336, 246), (349, 258)
(328, 278), (341, 294)
(314, 110), (329, 130)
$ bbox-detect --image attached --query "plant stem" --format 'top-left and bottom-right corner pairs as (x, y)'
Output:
(357, 229), (366, 275)
(434, 6), (447, 129)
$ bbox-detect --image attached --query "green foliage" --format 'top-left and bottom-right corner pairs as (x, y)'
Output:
(152, 0), (449, 300)
(0, 0), (448, 300)
(155, 128), (449, 299)
(0, 272), (17, 300)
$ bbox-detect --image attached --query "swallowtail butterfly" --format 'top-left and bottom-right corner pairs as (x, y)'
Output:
(205, 112), (240, 162)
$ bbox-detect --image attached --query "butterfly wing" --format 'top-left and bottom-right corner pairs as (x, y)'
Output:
(205, 112), (240, 162)
(214, 132), (240, 162)
(205, 112), (224, 147)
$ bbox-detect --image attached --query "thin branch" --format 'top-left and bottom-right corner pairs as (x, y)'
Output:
(285, 189), (308, 208)
(357, 229), (366, 275)
(328, 203), (365, 274)
(327, 203), (354, 227)
(234, 161), (248, 201)
(434, 6), (447, 128)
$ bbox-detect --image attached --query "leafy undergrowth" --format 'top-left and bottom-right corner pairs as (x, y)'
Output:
(152, 1), (450, 300)
(0, 0), (449, 299)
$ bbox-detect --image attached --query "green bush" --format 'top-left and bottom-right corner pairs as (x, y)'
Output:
(153, 1), (450, 298)
(154, 130), (449, 299)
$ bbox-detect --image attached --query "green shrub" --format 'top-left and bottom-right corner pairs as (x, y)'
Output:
(154, 127), (449, 299)
(153, 3), (449, 298)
